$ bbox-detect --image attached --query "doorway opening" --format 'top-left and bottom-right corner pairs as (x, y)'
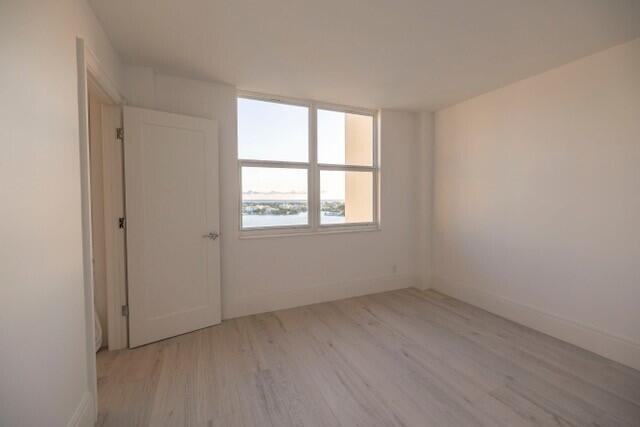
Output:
(77, 36), (129, 423)
(87, 73), (128, 354)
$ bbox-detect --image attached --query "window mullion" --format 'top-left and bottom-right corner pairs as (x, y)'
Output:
(309, 103), (319, 230)
(317, 164), (376, 172)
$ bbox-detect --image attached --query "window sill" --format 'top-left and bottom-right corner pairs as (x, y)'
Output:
(238, 224), (381, 240)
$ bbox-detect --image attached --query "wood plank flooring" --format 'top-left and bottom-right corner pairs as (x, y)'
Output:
(97, 288), (640, 427)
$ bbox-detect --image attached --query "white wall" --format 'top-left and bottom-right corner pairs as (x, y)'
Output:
(432, 39), (640, 370)
(122, 66), (421, 319)
(0, 1), (122, 426)
(416, 112), (434, 289)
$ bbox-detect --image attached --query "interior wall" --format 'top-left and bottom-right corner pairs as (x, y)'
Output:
(416, 111), (434, 289)
(432, 38), (640, 370)
(0, 1), (122, 426)
(122, 65), (421, 319)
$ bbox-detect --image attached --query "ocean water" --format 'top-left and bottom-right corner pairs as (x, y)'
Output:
(243, 212), (345, 228)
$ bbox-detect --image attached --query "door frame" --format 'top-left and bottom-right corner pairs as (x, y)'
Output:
(101, 104), (128, 351)
(76, 37), (124, 421)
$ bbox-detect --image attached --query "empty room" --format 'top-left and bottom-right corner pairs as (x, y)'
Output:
(2, 1), (640, 426)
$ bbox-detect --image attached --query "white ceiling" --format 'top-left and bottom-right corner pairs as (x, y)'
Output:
(90, 0), (640, 111)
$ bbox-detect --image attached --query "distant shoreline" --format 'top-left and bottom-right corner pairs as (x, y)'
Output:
(243, 199), (343, 203)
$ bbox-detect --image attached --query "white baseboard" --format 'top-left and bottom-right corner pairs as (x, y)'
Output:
(67, 391), (95, 427)
(223, 274), (417, 319)
(432, 278), (640, 372)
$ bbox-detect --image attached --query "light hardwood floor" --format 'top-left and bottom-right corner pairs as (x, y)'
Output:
(97, 288), (640, 426)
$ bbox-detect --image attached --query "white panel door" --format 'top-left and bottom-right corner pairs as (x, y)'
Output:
(124, 106), (220, 347)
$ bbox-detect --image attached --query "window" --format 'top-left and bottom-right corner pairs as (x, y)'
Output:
(241, 166), (309, 228)
(238, 94), (378, 233)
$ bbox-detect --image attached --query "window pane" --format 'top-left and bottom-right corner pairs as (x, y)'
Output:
(317, 109), (373, 166)
(238, 98), (308, 162)
(242, 167), (308, 228)
(320, 170), (373, 224)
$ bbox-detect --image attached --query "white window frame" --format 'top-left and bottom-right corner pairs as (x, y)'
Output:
(237, 91), (380, 237)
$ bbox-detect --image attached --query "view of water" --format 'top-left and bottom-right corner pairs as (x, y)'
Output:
(243, 212), (345, 228)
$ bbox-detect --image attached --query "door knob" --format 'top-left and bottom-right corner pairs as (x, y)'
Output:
(202, 232), (219, 240)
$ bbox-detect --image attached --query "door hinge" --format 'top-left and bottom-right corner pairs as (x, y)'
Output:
(118, 217), (126, 229)
(116, 127), (124, 141)
(121, 305), (129, 317)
